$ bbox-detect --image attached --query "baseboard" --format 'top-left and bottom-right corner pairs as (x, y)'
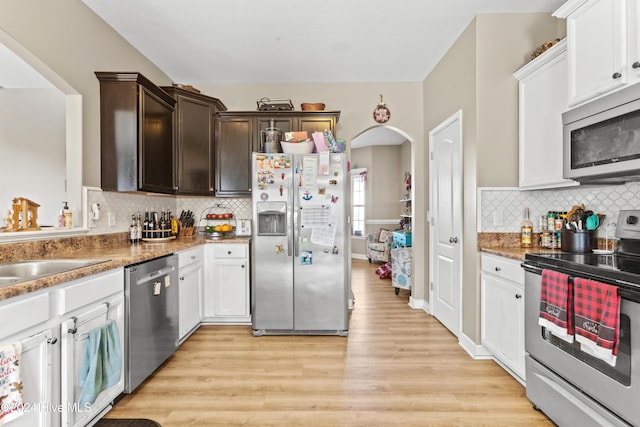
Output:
(408, 297), (430, 313)
(351, 253), (368, 261)
(459, 332), (492, 359)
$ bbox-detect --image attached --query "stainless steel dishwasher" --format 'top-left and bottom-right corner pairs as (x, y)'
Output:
(124, 254), (179, 393)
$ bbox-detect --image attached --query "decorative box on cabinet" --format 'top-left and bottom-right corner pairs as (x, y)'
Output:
(480, 253), (526, 383)
(555, 0), (640, 106)
(204, 243), (251, 323)
(214, 111), (340, 197)
(392, 231), (412, 248)
(161, 86), (226, 195)
(514, 39), (577, 190)
(96, 72), (176, 194)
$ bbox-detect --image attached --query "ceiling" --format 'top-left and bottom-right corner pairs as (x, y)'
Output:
(81, 0), (564, 84)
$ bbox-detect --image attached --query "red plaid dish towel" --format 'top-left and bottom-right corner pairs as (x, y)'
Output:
(574, 277), (620, 367)
(538, 269), (574, 343)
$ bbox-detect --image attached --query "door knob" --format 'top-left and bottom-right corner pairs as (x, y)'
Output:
(612, 72), (622, 79)
(633, 62), (640, 69)
(449, 237), (458, 244)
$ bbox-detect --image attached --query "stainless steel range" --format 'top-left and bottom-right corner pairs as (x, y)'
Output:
(522, 210), (640, 427)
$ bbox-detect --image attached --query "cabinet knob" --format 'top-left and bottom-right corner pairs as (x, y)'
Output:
(495, 267), (501, 272)
(47, 337), (58, 345)
(228, 251), (232, 255)
(180, 276), (185, 281)
(612, 72), (622, 79)
(515, 294), (522, 299)
(241, 264), (245, 269)
(633, 62), (640, 69)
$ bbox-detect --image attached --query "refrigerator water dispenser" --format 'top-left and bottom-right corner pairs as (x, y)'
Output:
(257, 201), (286, 236)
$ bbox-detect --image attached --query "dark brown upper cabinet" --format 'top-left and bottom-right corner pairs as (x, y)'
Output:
(214, 111), (340, 197)
(161, 86), (226, 195)
(96, 72), (176, 194)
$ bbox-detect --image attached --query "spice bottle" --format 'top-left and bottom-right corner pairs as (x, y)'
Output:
(521, 208), (533, 248)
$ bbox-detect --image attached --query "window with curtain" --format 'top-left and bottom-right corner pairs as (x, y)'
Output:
(350, 168), (366, 236)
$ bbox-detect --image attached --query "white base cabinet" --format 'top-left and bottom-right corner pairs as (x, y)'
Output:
(56, 269), (125, 427)
(0, 268), (125, 427)
(178, 247), (204, 341)
(204, 243), (250, 323)
(0, 291), (58, 427)
(481, 253), (526, 382)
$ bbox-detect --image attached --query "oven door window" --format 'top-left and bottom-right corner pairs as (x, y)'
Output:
(542, 312), (631, 386)
(571, 108), (640, 169)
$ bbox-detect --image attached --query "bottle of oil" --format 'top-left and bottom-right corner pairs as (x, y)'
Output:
(521, 208), (533, 248)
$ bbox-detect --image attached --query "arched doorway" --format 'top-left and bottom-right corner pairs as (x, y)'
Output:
(349, 125), (415, 281)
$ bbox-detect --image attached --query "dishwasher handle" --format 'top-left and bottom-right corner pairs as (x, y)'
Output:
(135, 265), (176, 285)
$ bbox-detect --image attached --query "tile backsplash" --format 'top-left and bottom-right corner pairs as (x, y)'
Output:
(479, 181), (640, 237)
(85, 188), (251, 235)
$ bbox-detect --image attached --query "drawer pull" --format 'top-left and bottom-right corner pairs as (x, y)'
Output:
(495, 267), (501, 272)
(515, 294), (522, 299)
(47, 337), (58, 345)
(612, 72), (622, 79)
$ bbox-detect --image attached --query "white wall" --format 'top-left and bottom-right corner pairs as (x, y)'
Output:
(0, 89), (66, 225)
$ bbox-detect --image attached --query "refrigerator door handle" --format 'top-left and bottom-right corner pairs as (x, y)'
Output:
(295, 207), (300, 257)
(288, 174), (293, 257)
(294, 160), (300, 258)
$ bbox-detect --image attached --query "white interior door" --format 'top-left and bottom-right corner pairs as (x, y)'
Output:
(429, 110), (463, 337)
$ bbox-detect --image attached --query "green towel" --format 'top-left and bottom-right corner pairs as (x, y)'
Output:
(79, 319), (122, 406)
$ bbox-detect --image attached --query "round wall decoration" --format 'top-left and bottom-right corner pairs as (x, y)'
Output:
(373, 94), (390, 123)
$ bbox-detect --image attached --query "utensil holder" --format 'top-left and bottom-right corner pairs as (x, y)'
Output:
(561, 229), (597, 253)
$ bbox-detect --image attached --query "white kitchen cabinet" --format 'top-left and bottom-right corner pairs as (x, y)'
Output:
(0, 292), (59, 427)
(56, 269), (125, 427)
(178, 246), (204, 341)
(555, 0), (640, 106)
(514, 39), (578, 190)
(204, 243), (250, 323)
(481, 253), (525, 383)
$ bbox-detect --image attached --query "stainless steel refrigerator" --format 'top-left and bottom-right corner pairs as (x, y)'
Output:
(251, 152), (350, 336)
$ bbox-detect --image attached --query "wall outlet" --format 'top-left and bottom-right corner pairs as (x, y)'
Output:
(108, 212), (116, 227)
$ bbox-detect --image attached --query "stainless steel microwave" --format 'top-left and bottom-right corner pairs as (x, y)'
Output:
(563, 83), (640, 183)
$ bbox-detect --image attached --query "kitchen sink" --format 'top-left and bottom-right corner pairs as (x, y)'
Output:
(0, 259), (108, 288)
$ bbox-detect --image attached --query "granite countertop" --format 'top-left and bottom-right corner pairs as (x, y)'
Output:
(477, 232), (559, 261)
(0, 235), (250, 302)
(479, 246), (560, 261)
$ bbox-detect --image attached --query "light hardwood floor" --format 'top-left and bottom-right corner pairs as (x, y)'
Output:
(105, 259), (552, 426)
